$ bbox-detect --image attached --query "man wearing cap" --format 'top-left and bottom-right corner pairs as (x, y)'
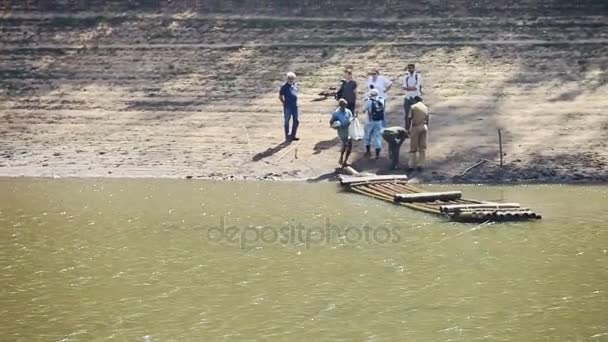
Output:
(329, 98), (354, 167)
(367, 69), (392, 127)
(362, 89), (385, 159)
(402, 63), (422, 130)
(406, 96), (429, 171)
(279, 72), (300, 141)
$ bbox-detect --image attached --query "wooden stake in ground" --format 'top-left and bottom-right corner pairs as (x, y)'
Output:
(498, 128), (503, 167)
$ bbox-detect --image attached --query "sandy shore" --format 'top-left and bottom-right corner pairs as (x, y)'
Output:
(1, 12), (607, 183)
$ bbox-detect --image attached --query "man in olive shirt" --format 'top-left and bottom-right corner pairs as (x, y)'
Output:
(407, 96), (429, 171)
(382, 126), (408, 170)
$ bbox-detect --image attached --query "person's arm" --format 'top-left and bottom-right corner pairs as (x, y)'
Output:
(384, 77), (393, 93)
(398, 131), (407, 145)
(362, 99), (370, 113)
(418, 74), (423, 94)
(336, 80), (345, 100)
(279, 85), (285, 104)
(407, 109), (413, 132)
(402, 76), (415, 91)
(404, 75), (417, 91)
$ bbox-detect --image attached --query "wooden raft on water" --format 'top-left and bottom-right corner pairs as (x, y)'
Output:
(338, 170), (542, 223)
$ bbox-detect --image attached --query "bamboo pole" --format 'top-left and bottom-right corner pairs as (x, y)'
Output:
(395, 191), (462, 203)
(354, 185), (393, 202)
(440, 203), (521, 213)
(350, 187), (391, 202)
(340, 174), (408, 185)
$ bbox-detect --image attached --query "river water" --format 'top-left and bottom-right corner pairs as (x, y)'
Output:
(1, 178), (607, 341)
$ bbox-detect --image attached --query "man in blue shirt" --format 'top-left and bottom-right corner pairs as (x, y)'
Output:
(329, 99), (354, 167)
(279, 72), (300, 141)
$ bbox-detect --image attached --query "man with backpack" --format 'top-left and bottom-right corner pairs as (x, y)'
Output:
(402, 63), (422, 130)
(362, 89), (385, 159)
(367, 68), (392, 127)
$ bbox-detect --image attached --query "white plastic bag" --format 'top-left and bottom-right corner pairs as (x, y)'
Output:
(348, 117), (364, 141)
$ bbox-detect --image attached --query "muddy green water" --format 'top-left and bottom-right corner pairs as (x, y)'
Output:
(0, 179), (607, 341)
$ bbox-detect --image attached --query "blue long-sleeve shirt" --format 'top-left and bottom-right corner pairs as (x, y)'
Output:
(330, 107), (353, 128)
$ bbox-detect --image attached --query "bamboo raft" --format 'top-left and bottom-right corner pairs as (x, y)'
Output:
(338, 171), (542, 223)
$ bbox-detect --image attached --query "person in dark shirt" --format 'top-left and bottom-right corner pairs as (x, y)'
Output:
(278, 72), (300, 141)
(340, 69), (358, 115)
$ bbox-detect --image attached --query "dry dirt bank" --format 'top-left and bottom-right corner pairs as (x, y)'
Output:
(1, 11), (607, 183)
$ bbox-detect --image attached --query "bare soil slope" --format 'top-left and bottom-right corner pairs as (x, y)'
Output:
(1, 1), (607, 182)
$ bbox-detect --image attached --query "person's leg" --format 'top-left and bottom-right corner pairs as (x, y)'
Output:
(338, 130), (348, 165)
(408, 127), (419, 170)
(408, 152), (417, 170)
(417, 130), (427, 170)
(372, 121), (383, 158)
(417, 149), (425, 170)
(390, 141), (401, 170)
(382, 132), (392, 158)
(283, 108), (291, 140)
(290, 107), (299, 139)
(338, 143), (345, 166)
(364, 122), (372, 156)
(387, 141), (398, 169)
(343, 139), (353, 166)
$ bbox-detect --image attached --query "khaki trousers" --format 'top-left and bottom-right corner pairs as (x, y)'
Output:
(408, 125), (427, 167)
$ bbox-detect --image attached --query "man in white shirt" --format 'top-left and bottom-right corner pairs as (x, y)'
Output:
(367, 68), (393, 100)
(367, 69), (393, 126)
(402, 63), (422, 130)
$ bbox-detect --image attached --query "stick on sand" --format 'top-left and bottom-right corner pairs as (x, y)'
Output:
(242, 124), (253, 158)
(275, 142), (301, 163)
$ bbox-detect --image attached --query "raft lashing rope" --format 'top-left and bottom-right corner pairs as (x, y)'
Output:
(338, 175), (542, 223)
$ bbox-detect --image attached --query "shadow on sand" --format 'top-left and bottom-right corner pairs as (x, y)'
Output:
(252, 140), (292, 161)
